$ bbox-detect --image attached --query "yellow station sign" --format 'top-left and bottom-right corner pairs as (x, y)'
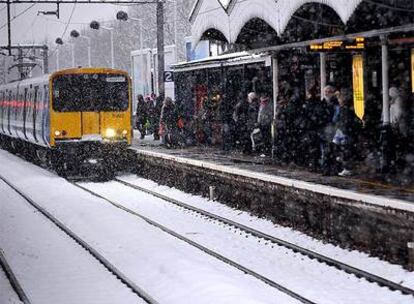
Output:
(353, 55), (365, 120)
(309, 37), (365, 52)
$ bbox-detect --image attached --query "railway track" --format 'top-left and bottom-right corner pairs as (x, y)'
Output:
(0, 173), (158, 304)
(0, 249), (31, 304)
(72, 181), (316, 304)
(113, 177), (414, 297)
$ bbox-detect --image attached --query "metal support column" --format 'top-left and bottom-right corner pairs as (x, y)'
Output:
(56, 46), (60, 70)
(379, 35), (393, 173)
(42, 45), (48, 74)
(7, 0), (11, 56)
(271, 55), (279, 159)
(110, 30), (114, 68)
(70, 43), (75, 67)
(156, 0), (165, 99)
(381, 36), (390, 125)
(320, 52), (327, 99)
(17, 48), (23, 79)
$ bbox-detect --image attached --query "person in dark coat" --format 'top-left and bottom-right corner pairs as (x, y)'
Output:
(233, 92), (249, 149)
(320, 85), (340, 175)
(333, 88), (362, 176)
(218, 93), (235, 151)
(257, 90), (273, 154)
(135, 94), (148, 140)
(147, 96), (163, 140)
(246, 92), (260, 153)
(159, 97), (178, 148)
(300, 86), (328, 170)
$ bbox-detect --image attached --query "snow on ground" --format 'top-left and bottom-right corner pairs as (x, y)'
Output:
(0, 149), (300, 304)
(118, 175), (414, 290)
(0, 180), (144, 304)
(0, 267), (22, 304)
(82, 179), (414, 304)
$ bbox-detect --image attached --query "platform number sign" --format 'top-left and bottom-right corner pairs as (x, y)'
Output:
(164, 71), (174, 83)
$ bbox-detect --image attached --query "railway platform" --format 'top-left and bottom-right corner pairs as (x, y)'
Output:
(128, 136), (414, 268)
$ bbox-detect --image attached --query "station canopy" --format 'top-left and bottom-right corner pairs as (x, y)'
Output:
(189, 0), (414, 50)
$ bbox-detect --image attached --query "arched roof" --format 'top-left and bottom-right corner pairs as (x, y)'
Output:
(190, 0), (364, 45)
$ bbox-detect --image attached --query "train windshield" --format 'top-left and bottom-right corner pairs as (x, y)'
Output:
(52, 73), (129, 112)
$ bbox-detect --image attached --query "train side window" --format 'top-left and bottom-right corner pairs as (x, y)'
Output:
(27, 91), (33, 124)
(0, 91), (3, 124)
(23, 88), (28, 121)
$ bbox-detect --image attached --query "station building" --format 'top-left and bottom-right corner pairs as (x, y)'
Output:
(173, 0), (414, 157)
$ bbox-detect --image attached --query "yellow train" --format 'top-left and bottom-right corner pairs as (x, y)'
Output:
(0, 68), (132, 178)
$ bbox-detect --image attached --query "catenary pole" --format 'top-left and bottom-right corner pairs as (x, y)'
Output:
(7, 0), (11, 55)
(156, 0), (165, 99)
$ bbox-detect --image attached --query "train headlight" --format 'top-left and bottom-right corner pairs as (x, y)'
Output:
(105, 128), (116, 138)
(54, 130), (61, 136)
(122, 129), (128, 137)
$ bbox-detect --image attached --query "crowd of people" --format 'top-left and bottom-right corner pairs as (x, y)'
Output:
(136, 82), (412, 178)
(135, 93), (184, 148)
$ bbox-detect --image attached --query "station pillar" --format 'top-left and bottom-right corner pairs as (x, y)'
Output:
(381, 36), (390, 125)
(379, 35), (394, 173)
(271, 55), (279, 159)
(320, 52), (327, 99)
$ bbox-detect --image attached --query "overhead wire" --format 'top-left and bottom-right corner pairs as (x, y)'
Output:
(48, 2), (77, 59)
(363, 0), (414, 12)
(0, 3), (36, 30)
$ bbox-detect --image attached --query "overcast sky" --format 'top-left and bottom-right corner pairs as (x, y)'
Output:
(0, 2), (124, 46)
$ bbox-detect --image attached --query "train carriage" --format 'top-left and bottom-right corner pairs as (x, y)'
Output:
(0, 68), (132, 178)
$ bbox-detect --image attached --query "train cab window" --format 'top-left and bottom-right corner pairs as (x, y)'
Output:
(52, 73), (129, 112)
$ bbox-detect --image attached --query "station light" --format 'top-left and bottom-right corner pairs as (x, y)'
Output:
(90, 20), (100, 30)
(70, 30), (80, 38)
(116, 11), (128, 21)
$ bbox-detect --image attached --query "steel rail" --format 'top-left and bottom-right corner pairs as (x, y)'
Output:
(72, 181), (317, 304)
(0, 249), (31, 304)
(0, 174), (158, 304)
(114, 178), (414, 297)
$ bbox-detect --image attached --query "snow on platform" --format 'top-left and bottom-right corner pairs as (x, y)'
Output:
(130, 143), (414, 211)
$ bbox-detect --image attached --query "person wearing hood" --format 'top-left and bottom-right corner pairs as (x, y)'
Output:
(135, 94), (148, 140)
(257, 90), (273, 154)
(159, 97), (178, 148)
(389, 86), (407, 137)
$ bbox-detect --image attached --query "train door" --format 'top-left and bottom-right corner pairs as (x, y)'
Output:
(7, 90), (12, 135)
(0, 90), (4, 133)
(12, 86), (20, 138)
(33, 86), (39, 142)
(22, 87), (28, 140)
(81, 111), (100, 137)
(25, 88), (34, 141)
(41, 84), (50, 146)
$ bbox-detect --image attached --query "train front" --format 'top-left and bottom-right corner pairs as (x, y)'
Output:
(49, 68), (132, 178)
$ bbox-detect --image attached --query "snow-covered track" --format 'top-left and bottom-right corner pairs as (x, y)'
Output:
(0, 249), (31, 304)
(72, 181), (317, 304)
(114, 177), (414, 297)
(0, 174), (158, 304)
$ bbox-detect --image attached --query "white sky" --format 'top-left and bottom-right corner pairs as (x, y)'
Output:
(0, 2), (123, 45)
